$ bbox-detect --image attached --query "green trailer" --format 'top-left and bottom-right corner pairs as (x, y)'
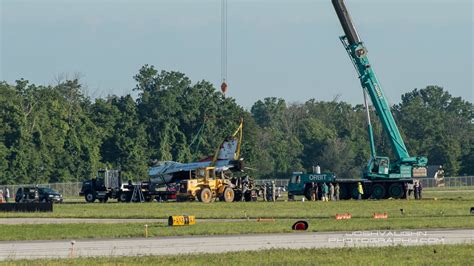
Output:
(287, 172), (411, 200)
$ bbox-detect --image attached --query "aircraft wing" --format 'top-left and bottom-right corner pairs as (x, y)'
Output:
(148, 159), (239, 177)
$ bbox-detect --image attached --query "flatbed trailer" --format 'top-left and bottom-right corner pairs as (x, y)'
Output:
(288, 172), (411, 200)
(79, 169), (177, 203)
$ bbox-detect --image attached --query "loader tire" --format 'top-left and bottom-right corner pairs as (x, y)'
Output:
(199, 188), (212, 203)
(223, 187), (235, 202)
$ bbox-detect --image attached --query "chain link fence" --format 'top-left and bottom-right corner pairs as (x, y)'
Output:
(1, 176), (473, 198)
(3, 182), (82, 199)
(417, 176), (474, 188)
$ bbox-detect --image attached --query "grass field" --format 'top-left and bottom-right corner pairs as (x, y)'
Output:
(0, 188), (472, 241)
(2, 244), (473, 265)
(1, 196), (472, 219)
(0, 216), (473, 241)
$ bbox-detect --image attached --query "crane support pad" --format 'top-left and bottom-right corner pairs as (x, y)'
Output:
(0, 202), (53, 212)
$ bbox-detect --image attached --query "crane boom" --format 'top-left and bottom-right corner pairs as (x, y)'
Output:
(331, 0), (427, 179)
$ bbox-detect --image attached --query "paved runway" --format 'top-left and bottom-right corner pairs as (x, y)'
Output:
(0, 229), (472, 261)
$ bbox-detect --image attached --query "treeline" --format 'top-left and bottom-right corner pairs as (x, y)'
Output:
(0, 65), (472, 184)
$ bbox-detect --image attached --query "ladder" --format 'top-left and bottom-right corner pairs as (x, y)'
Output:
(130, 183), (145, 203)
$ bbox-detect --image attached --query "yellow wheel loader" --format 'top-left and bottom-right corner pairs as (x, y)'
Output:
(176, 167), (235, 203)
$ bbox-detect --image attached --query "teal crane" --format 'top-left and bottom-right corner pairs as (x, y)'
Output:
(331, 0), (428, 180)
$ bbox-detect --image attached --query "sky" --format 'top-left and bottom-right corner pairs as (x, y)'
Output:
(1, 0), (473, 108)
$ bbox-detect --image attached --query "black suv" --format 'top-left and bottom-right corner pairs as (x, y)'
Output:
(15, 187), (63, 203)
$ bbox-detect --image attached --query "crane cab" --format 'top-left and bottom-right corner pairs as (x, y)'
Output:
(369, 157), (390, 176)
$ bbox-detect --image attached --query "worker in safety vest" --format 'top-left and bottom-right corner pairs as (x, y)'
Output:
(357, 182), (364, 200)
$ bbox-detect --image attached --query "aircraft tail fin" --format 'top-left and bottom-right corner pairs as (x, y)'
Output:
(212, 119), (243, 163)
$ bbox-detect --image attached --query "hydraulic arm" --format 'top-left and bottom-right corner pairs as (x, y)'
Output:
(332, 0), (427, 179)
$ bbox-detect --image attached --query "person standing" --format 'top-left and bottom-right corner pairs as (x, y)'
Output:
(414, 181), (419, 200)
(0, 188), (4, 203)
(404, 182), (409, 200)
(262, 183), (267, 202)
(357, 182), (364, 200)
(315, 184), (319, 201)
(322, 183), (329, 202)
(434, 165), (445, 187)
(329, 183), (335, 201)
(4, 187), (10, 203)
(335, 183), (340, 201)
(271, 181), (276, 202)
(242, 176), (249, 202)
(407, 182), (414, 198)
(34, 186), (40, 202)
(310, 182), (316, 201)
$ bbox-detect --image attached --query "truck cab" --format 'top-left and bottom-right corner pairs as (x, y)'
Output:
(80, 169), (121, 203)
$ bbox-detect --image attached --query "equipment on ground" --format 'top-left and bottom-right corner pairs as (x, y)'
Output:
(232, 175), (259, 202)
(287, 1), (430, 200)
(79, 169), (176, 203)
(0, 202), (53, 212)
(168, 215), (196, 226)
(176, 166), (257, 203)
(292, 221), (309, 231)
(176, 167), (235, 203)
